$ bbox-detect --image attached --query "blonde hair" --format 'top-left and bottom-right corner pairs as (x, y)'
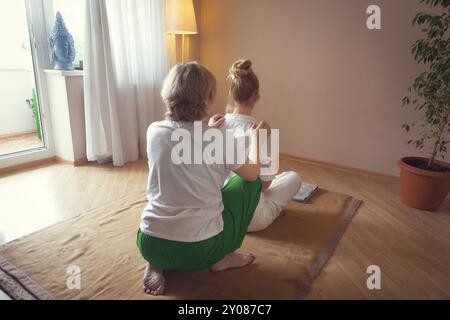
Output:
(227, 59), (259, 105)
(162, 62), (216, 122)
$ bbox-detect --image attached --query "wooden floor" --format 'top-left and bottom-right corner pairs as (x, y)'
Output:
(0, 157), (449, 299)
(0, 132), (43, 156)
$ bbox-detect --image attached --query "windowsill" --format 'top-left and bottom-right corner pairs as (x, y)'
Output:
(44, 69), (83, 77)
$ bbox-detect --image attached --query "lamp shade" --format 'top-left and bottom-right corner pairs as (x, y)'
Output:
(166, 0), (198, 34)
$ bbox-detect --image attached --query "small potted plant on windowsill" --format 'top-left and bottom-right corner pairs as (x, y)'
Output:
(399, 0), (450, 211)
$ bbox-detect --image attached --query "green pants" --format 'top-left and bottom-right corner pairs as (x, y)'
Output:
(136, 176), (262, 271)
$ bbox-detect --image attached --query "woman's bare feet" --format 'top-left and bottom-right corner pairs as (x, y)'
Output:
(143, 263), (165, 296)
(210, 252), (255, 272)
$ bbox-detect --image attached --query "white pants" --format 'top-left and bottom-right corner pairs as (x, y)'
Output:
(247, 171), (302, 232)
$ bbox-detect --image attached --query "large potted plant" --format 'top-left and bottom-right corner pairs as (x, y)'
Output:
(400, 0), (450, 211)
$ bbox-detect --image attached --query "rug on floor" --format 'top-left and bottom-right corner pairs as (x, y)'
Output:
(0, 189), (361, 300)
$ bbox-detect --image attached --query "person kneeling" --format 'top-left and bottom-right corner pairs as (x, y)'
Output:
(137, 62), (266, 296)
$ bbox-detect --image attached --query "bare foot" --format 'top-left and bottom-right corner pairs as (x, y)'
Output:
(143, 263), (165, 296)
(210, 252), (255, 272)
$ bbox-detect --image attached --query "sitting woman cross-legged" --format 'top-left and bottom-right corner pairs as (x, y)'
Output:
(137, 62), (266, 296)
(210, 59), (302, 233)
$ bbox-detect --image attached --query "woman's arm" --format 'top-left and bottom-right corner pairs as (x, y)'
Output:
(233, 163), (260, 182)
(208, 114), (225, 128)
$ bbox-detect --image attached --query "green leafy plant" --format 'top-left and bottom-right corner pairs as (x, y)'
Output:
(402, 0), (450, 167)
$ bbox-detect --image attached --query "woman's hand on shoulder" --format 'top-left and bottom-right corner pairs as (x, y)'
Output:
(252, 120), (271, 136)
(208, 114), (225, 128)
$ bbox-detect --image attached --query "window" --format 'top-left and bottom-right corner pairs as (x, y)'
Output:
(0, 0), (45, 156)
(51, 0), (85, 67)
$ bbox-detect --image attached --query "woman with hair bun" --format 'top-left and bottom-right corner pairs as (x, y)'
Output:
(210, 59), (302, 233)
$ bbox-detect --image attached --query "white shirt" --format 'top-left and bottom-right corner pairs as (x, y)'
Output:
(140, 120), (242, 242)
(222, 113), (275, 182)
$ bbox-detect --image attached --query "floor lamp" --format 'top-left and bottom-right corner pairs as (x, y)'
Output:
(166, 0), (198, 63)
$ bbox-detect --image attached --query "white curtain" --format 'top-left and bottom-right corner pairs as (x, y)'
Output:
(84, 0), (169, 166)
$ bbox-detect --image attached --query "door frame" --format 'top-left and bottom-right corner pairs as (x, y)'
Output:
(0, 0), (56, 170)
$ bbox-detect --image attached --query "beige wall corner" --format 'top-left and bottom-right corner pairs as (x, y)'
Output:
(198, 0), (444, 176)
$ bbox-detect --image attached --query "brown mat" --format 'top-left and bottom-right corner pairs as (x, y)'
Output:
(0, 189), (361, 300)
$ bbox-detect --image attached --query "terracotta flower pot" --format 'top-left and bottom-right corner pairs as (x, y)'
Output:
(398, 157), (450, 211)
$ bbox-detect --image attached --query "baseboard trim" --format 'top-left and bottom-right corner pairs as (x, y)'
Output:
(0, 152), (397, 182)
(0, 157), (56, 176)
(74, 159), (89, 167)
(0, 156), (89, 176)
(55, 157), (88, 167)
(280, 153), (399, 182)
(0, 130), (38, 139)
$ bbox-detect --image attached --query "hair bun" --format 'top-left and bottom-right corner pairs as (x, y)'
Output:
(230, 59), (253, 78)
(227, 59), (259, 104)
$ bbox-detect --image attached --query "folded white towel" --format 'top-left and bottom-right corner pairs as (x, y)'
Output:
(293, 182), (319, 203)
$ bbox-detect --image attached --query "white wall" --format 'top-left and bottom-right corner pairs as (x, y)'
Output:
(45, 71), (86, 163)
(0, 70), (36, 135)
(0, 0), (37, 136)
(0, 0), (33, 70)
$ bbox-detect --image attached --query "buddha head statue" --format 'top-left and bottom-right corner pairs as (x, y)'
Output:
(49, 12), (75, 70)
